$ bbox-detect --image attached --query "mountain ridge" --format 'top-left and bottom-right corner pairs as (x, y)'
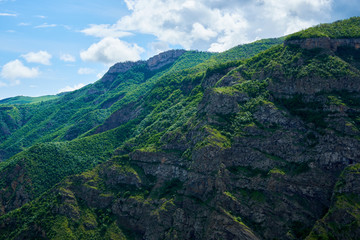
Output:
(0, 17), (360, 239)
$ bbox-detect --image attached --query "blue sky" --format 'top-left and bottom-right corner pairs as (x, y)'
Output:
(0, 0), (358, 100)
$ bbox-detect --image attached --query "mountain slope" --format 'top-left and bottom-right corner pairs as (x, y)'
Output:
(1, 17), (360, 239)
(0, 38), (282, 162)
(0, 38), (282, 218)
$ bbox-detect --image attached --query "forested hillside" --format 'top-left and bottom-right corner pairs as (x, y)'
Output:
(0, 17), (360, 240)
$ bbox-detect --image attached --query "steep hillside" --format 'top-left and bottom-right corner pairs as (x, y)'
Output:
(0, 38), (282, 218)
(0, 38), (282, 162)
(1, 17), (360, 240)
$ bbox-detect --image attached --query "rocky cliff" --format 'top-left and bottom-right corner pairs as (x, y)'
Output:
(284, 37), (360, 51)
(101, 50), (186, 83)
(147, 49), (186, 71)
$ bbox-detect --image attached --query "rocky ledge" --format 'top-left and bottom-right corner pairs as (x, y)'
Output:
(146, 49), (186, 71)
(285, 37), (360, 51)
(101, 49), (186, 83)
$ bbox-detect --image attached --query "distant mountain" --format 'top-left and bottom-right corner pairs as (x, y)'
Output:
(0, 17), (360, 240)
(0, 95), (59, 105)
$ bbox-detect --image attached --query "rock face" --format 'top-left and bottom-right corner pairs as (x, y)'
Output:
(284, 37), (360, 51)
(307, 164), (360, 239)
(0, 161), (33, 215)
(267, 38), (360, 96)
(101, 61), (145, 83)
(93, 101), (142, 134)
(147, 49), (186, 71)
(101, 50), (186, 83)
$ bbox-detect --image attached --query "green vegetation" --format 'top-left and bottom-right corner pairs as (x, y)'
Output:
(1, 17), (360, 240)
(287, 17), (360, 40)
(268, 168), (285, 176)
(0, 95), (59, 105)
(212, 37), (284, 63)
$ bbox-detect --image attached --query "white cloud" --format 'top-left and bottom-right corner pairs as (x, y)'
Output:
(81, 24), (132, 38)
(149, 41), (170, 56)
(191, 23), (217, 41)
(35, 23), (56, 28)
(81, 0), (332, 52)
(0, 13), (17, 17)
(0, 81), (7, 87)
(1, 60), (39, 85)
(124, 0), (136, 10)
(259, 0), (332, 36)
(22, 51), (52, 65)
(80, 37), (144, 64)
(78, 68), (95, 75)
(60, 53), (75, 62)
(18, 22), (31, 26)
(58, 83), (85, 93)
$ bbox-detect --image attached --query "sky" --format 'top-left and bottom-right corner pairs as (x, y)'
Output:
(0, 0), (359, 100)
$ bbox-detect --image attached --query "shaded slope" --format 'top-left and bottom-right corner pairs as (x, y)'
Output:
(307, 164), (360, 239)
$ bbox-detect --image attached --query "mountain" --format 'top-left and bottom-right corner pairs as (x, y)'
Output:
(0, 17), (360, 240)
(0, 95), (60, 105)
(0, 38), (282, 216)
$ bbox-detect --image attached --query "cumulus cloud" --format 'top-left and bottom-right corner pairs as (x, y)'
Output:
(22, 51), (52, 65)
(78, 68), (95, 75)
(80, 37), (144, 64)
(58, 83), (85, 93)
(81, 0), (333, 52)
(1, 60), (39, 85)
(116, 0), (247, 51)
(60, 53), (76, 62)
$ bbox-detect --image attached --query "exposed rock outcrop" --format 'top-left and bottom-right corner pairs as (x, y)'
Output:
(147, 49), (186, 71)
(101, 61), (145, 83)
(285, 37), (360, 51)
(101, 50), (186, 83)
(0, 162), (33, 216)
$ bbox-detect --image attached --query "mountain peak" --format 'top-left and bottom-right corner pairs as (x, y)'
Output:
(101, 49), (186, 83)
(146, 49), (186, 71)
